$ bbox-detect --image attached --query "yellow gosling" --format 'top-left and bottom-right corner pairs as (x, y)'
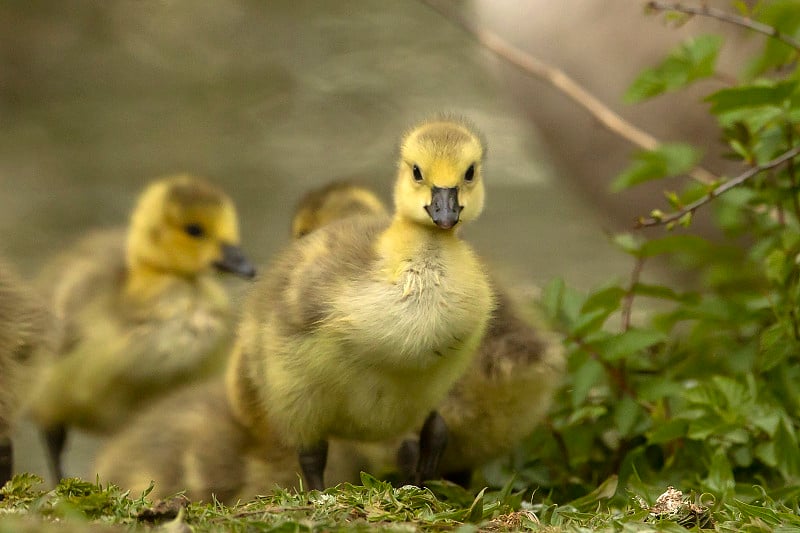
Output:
(29, 174), (255, 482)
(0, 260), (56, 486)
(290, 181), (565, 485)
(227, 117), (494, 489)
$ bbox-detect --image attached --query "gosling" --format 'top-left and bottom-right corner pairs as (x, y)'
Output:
(291, 181), (565, 485)
(291, 181), (388, 238)
(93, 381), (367, 503)
(227, 117), (494, 489)
(0, 260), (56, 487)
(92, 181), (387, 501)
(29, 174), (255, 482)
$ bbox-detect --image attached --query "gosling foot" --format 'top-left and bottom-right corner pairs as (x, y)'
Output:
(0, 436), (12, 492)
(299, 440), (328, 491)
(396, 437), (420, 486)
(42, 425), (67, 483)
(416, 410), (448, 486)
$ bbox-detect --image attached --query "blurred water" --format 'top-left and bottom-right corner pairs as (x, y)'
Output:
(1, 0), (641, 483)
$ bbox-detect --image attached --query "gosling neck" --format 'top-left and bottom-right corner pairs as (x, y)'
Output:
(376, 214), (461, 278)
(123, 257), (199, 302)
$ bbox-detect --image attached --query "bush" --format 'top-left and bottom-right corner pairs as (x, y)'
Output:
(495, 0), (800, 514)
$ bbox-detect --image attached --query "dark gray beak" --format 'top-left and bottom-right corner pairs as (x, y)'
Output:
(425, 186), (462, 229)
(214, 244), (256, 279)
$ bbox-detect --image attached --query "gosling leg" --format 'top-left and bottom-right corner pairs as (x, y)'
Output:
(0, 436), (12, 490)
(416, 410), (448, 485)
(299, 440), (328, 491)
(396, 438), (419, 485)
(42, 425), (67, 483)
(444, 469), (473, 488)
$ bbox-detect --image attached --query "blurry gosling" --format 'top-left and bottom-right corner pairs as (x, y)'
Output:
(93, 381), (368, 503)
(291, 181), (388, 238)
(0, 260), (56, 488)
(29, 174), (256, 482)
(226, 117), (494, 490)
(93, 181), (387, 502)
(290, 181), (565, 485)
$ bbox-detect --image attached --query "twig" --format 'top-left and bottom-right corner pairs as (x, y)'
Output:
(637, 145), (800, 227)
(785, 125), (800, 220)
(232, 505), (314, 518)
(647, 1), (800, 53)
(418, 0), (717, 185)
(621, 258), (645, 332)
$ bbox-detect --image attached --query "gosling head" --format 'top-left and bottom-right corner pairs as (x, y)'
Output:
(291, 181), (388, 239)
(125, 174), (256, 279)
(394, 117), (486, 230)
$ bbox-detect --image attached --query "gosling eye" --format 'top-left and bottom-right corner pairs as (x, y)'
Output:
(184, 223), (205, 238)
(412, 164), (423, 182)
(464, 164), (475, 183)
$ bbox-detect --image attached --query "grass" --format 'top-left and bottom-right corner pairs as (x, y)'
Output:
(3, 472), (800, 531)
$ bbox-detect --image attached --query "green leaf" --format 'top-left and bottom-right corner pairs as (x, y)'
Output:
(610, 232), (644, 256)
(687, 416), (727, 440)
(570, 307), (613, 336)
(774, 421), (800, 479)
(466, 488), (486, 523)
(705, 80), (798, 115)
(624, 34), (723, 103)
(638, 234), (712, 259)
(581, 286), (626, 314)
(765, 248), (790, 284)
(631, 282), (699, 304)
(759, 323), (796, 371)
(647, 419), (689, 444)
(594, 328), (667, 362)
(614, 395), (644, 437)
(611, 143), (701, 191)
(747, 1), (800, 77)
(704, 450), (735, 498)
(571, 358), (605, 406)
(712, 375), (751, 410)
(565, 476), (618, 512)
(729, 499), (782, 526)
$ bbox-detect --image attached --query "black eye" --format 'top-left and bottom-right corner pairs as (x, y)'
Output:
(184, 223), (205, 238)
(464, 164), (475, 182)
(412, 164), (423, 182)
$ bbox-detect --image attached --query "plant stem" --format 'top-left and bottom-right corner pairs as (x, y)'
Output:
(638, 145), (800, 227)
(647, 1), (800, 53)
(418, 0), (718, 185)
(785, 126), (800, 221)
(621, 258), (645, 332)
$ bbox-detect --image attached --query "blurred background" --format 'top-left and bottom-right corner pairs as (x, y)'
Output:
(0, 0), (742, 483)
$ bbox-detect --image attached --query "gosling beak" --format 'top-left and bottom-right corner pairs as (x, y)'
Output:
(214, 244), (256, 279)
(424, 186), (462, 229)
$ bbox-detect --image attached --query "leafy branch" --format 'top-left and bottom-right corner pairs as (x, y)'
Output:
(418, 0), (718, 185)
(647, 1), (800, 53)
(636, 145), (800, 227)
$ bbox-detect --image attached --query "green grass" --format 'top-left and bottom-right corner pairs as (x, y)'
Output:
(2, 472), (800, 531)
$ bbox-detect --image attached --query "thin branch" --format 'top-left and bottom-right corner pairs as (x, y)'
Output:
(621, 258), (645, 332)
(637, 145), (800, 227)
(784, 125), (800, 220)
(418, 0), (717, 185)
(647, 1), (800, 53)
